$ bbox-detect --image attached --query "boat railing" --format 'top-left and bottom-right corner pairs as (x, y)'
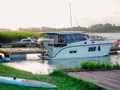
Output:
(89, 36), (105, 41)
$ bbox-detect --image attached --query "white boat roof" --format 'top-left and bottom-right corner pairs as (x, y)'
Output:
(39, 31), (85, 35)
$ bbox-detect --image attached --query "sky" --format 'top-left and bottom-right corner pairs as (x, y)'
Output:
(0, 0), (120, 30)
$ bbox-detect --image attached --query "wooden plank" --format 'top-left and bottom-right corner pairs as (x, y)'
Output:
(89, 70), (120, 80)
(111, 47), (120, 51)
(68, 70), (120, 90)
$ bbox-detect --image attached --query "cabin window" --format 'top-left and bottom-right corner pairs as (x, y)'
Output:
(54, 35), (59, 44)
(88, 47), (96, 52)
(0, 55), (2, 58)
(98, 46), (101, 51)
(58, 35), (66, 44)
(4, 54), (9, 57)
(54, 34), (67, 47)
(84, 42), (87, 44)
(69, 50), (77, 53)
(74, 51), (77, 53)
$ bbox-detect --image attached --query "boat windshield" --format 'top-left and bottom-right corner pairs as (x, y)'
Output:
(66, 33), (87, 44)
(45, 34), (54, 39)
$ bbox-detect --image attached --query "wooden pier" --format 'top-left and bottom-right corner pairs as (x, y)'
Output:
(0, 48), (46, 59)
(109, 47), (120, 54)
(0, 43), (39, 48)
(0, 48), (45, 54)
(111, 47), (120, 51)
(68, 70), (120, 90)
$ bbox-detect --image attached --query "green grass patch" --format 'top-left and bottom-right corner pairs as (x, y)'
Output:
(0, 64), (105, 90)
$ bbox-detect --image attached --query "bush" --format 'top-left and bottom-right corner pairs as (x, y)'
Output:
(113, 63), (120, 69)
(80, 61), (120, 70)
(80, 61), (97, 69)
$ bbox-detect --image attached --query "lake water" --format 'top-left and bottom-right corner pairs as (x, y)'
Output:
(3, 33), (120, 75)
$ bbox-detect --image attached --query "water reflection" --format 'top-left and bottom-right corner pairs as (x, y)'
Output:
(109, 54), (120, 65)
(4, 60), (54, 75)
(47, 56), (110, 68)
(3, 55), (113, 75)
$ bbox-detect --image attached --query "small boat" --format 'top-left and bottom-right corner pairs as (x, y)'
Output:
(115, 39), (120, 47)
(38, 33), (54, 48)
(39, 31), (113, 59)
(0, 76), (57, 88)
(0, 53), (10, 62)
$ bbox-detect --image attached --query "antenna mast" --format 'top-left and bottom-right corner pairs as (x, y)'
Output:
(69, 2), (72, 29)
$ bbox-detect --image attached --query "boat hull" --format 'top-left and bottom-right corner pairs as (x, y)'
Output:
(0, 76), (57, 88)
(42, 43), (112, 60)
(0, 57), (10, 62)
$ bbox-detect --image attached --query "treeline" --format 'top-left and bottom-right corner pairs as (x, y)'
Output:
(18, 26), (88, 32)
(0, 23), (120, 33)
(0, 28), (11, 32)
(18, 23), (120, 33)
(88, 23), (120, 33)
(18, 27), (57, 32)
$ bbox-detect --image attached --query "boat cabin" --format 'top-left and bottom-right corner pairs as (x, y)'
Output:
(42, 31), (88, 47)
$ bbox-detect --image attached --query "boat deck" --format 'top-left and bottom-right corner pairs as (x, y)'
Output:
(68, 70), (120, 90)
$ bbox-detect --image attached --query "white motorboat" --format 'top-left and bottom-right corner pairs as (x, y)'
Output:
(39, 31), (113, 60)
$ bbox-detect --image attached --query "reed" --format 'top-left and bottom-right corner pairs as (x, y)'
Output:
(0, 31), (40, 43)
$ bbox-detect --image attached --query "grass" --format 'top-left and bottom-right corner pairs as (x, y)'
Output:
(0, 64), (105, 90)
